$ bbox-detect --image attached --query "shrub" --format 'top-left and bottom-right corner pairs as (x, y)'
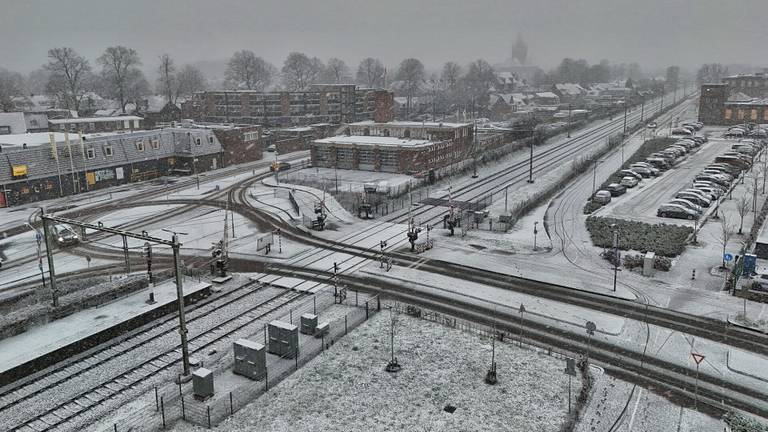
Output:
(724, 411), (768, 432)
(586, 216), (693, 257)
(654, 256), (672, 271)
(600, 250), (620, 266)
(583, 201), (602, 214)
(623, 254), (644, 269)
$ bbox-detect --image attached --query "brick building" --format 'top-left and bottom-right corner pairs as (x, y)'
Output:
(181, 85), (393, 128)
(698, 83), (768, 125)
(0, 128), (222, 207)
(195, 124), (263, 166)
(722, 73), (768, 98)
(310, 121), (473, 174)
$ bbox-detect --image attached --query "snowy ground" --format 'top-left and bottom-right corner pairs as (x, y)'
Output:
(282, 166), (418, 196)
(170, 311), (581, 432)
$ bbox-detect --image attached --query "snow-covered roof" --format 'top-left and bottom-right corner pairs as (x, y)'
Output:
(727, 92), (754, 103)
(0, 112), (27, 134)
(535, 92), (559, 99)
(554, 83), (585, 96)
(350, 120), (470, 129)
(0, 131), (119, 148)
(49, 115), (143, 125)
(315, 135), (431, 147)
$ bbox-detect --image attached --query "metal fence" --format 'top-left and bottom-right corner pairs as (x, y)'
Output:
(102, 291), (380, 431)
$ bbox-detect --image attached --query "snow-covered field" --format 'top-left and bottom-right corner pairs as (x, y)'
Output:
(172, 311), (581, 432)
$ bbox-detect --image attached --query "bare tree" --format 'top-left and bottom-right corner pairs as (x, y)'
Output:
(97, 46), (143, 112)
(462, 59), (496, 105)
(175, 65), (207, 102)
(123, 69), (150, 110)
(441, 62), (462, 90)
(736, 194), (751, 234)
(0, 68), (25, 111)
(323, 58), (351, 83)
(44, 47), (92, 112)
(281, 52), (323, 91)
(225, 50), (276, 91)
(356, 57), (385, 88)
(395, 58), (425, 118)
(157, 54), (176, 103)
(719, 215), (733, 269)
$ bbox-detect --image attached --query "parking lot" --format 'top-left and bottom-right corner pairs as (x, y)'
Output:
(595, 128), (755, 227)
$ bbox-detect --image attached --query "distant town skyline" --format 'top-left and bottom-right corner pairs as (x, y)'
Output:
(1, 0), (766, 77)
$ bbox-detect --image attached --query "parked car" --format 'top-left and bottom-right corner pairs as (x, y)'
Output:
(665, 147), (685, 157)
(707, 163), (741, 175)
(658, 203), (698, 220)
(645, 158), (670, 170)
(715, 156), (750, 170)
(630, 162), (660, 176)
(620, 176), (639, 188)
(628, 165), (653, 177)
(701, 169), (733, 180)
(266, 144), (276, 152)
(606, 183), (627, 196)
(671, 127), (693, 137)
(53, 224), (79, 246)
(647, 122), (658, 129)
(669, 145), (689, 154)
(692, 185), (721, 200)
(619, 169), (643, 180)
(668, 198), (702, 214)
(682, 122), (702, 131)
(593, 190), (612, 204)
(650, 152), (677, 164)
(695, 174), (730, 187)
(676, 190), (711, 207)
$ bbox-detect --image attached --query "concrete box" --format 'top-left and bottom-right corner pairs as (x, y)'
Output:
(233, 339), (266, 380)
(300, 313), (318, 335)
(315, 321), (330, 338)
(192, 367), (214, 399)
(643, 252), (656, 277)
(268, 320), (299, 358)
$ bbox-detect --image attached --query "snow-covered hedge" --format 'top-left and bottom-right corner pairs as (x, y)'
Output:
(724, 411), (768, 432)
(586, 216), (692, 257)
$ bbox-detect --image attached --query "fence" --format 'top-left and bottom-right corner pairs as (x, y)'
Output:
(103, 291), (380, 431)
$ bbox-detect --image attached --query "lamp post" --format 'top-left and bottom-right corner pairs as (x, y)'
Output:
(527, 128), (535, 183)
(567, 103), (572, 138)
(533, 221), (539, 251)
(612, 226), (620, 292)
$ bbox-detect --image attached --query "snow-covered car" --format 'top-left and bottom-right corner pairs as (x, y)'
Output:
(606, 183), (626, 196)
(593, 190), (612, 204)
(668, 198), (702, 215)
(630, 163), (660, 176)
(676, 190), (711, 207)
(619, 169), (643, 180)
(657, 204), (698, 220)
(620, 176), (639, 188)
(646, 122), (658, 129)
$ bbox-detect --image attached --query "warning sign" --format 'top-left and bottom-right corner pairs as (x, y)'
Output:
(691, 352), (705, 365)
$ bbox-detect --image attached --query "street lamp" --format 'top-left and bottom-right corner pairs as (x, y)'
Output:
(611, 225), (620, 292)
(527, 128), (535, 183)
(533, 221), (539, 251)
(567, 103), (572, 138)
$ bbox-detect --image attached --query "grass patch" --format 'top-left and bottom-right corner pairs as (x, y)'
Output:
(586, 216), (692, 257)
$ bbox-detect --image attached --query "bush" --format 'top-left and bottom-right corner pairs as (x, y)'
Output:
(600, 250), (620, 266)
(586, 216), (693, 257)
(654, 256), (672, 271)
(623, 254), (644, 269)
(583, 201), (603, 214)
(724, 411), (768, 432)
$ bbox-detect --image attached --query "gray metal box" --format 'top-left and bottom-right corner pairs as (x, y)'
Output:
(233, 339), (266, 380)
(315, 321), (329, 338)
(268, 320), (299, 358)
(192, 367), (214, 400)
(300, 313), (318, 335)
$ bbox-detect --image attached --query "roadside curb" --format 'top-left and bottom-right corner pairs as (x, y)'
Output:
(725, 349), (768, 384)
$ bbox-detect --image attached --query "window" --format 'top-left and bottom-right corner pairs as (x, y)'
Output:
(208, 136), (214, 144)
(737, 109), (745, 120)
(195, 138), (202, 146)
(104, 145), (114, 157)
(751, 109), (758, 120)
(764, 110), (768, 121)
(403, 129), (411, 138)
(136, 140), (145, 152)
(725, 109), (732, 119)
(152, 139), (160, 150)
(86, 148), (95, 159)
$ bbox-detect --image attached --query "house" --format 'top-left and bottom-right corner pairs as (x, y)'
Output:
(0, 113), (28, 135)
(534, 92), (560, 106)
(552, 83), (586, 104)
(494, 72), (520, 92)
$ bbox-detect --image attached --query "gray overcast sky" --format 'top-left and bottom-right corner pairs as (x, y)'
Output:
(1, 0), (766, 76)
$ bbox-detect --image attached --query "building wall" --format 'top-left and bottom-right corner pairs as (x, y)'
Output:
(211, 126), (262, 166)
(698, 84), (727, 125)
(723, 103), (768, 125)
(723, 75), (768, 98)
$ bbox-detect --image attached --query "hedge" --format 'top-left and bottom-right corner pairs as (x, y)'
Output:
(586, 216), (693, 257)
(724, 412), (768, 432)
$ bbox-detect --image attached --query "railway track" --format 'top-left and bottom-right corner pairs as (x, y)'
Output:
(2, 282), (307, 432)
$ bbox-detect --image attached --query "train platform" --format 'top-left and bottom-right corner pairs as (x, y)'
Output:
(0, 279), (211, 385)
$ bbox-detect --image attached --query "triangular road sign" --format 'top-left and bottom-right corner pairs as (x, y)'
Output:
(691, 352), (705, 365)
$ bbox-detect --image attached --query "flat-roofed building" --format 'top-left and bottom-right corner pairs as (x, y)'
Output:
(310, 121), (473, 174)
(48, 115), (144, 133)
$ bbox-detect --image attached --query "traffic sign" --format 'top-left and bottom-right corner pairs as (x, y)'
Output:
(564, 358), (576, 376)
(36, 232), (42, 243)
(691, 352), (705, 365)
(586, 321), (597, 335)
(724, 253), (733, 262)
(519, 304), (526, 314)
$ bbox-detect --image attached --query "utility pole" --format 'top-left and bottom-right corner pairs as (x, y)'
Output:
(612, 228), (619, 292)
(172, 233), (191, 376)
(78, 131), (90, 192)
(527, 128), (535, 183)
(41, 217), (58, 307)
(567, 103), (572, 138)
(64, 131), (78, 194)
(49, 133), (64, 198)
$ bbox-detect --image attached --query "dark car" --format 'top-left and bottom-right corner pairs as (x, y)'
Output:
(606, 183), (627, 196)
(270, 161), (292, 172)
